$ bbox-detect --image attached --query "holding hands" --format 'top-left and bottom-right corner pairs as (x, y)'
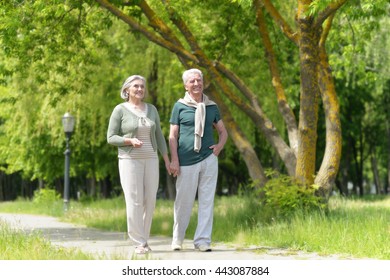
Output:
(169, 160), (180, 178)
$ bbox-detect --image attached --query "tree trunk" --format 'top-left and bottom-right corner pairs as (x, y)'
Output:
(387, 123), (390, 194)
(340, 140), (352, 196)
(255, 3), (299, 156)
(370, 153), (382, 194)
(314, 42), (342, 200)
(100, 178), (112, 198)
(0, 171), (4, 201)
(295, 16), (320, 185)
(38, 178), (44, 189)
(386, 90), (390, 193)
(88, 177), (97, 197)
(351, 133), (364, 196)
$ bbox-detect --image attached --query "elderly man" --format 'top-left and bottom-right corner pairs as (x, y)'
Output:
(169, 68), (228, 252)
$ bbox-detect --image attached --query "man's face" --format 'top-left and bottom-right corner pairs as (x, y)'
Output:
(185, 74), (203, 95)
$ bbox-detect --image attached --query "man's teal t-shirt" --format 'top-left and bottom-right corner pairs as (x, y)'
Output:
(170, 102), (221, 166)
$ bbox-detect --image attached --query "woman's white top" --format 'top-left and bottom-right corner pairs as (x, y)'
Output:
(121, 103), (157, 159)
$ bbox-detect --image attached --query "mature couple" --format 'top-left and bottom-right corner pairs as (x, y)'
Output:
(107, 68), (228, 255)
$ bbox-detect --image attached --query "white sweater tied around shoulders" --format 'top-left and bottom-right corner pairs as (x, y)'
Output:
(178, 92), (216, 152)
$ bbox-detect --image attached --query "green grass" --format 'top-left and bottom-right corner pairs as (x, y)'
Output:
(245, 207), (390, 259)
(242, 196), (390, 259)
(1, 194), (389, 259)
(0, 221), (94, 260)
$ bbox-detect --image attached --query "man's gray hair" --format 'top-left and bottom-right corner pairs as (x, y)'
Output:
(182, 68), (203, 84)
(120, 75), (147, 100)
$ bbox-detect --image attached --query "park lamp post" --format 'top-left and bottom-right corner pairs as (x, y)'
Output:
(62, 112), (75, 212)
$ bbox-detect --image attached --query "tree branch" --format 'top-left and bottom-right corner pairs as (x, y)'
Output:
(93, 0), (199, 64)
(136, 0), (195, 66)
(319, 12), (335, 48)
(258, 0), (299, 44)
(137, 0), (182, 47)
(254, 1), (299, 155)
(315, 46), (342, 198)
(314, 0), (348, 29)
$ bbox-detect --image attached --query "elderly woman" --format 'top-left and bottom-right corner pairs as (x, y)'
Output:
(107, 75), (170, 254)
(169, 68), (228, 252)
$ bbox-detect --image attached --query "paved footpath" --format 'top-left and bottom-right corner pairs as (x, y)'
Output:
(0, 212), (348, 260)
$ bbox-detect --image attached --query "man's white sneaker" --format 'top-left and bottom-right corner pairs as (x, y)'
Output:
(197, 244), (212, 252)
(171, 244), (182, 251)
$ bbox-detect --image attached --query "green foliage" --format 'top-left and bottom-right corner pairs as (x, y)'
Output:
(308, 0), (336, 17)
(32, 188), (62, 216)
(260, 170), (326, 219)
(327, 3), (389, 194)
(0, 2), (162, 185)
(32, 188), (61, 205)
(347, 0), (389, 19)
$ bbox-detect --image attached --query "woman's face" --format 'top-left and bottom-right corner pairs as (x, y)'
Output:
(185, 73), (203, 96)
(127, 79), (145, 101)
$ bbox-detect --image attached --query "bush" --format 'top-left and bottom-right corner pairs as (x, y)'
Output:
(33, 188), (61, 205)
(259, 171), (326, 219)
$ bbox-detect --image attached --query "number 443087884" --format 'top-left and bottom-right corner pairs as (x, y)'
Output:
(214, 266), (269, 276)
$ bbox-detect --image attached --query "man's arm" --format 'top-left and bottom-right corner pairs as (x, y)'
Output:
(210, 120), (228, 156)
(169, 124), (180, 177)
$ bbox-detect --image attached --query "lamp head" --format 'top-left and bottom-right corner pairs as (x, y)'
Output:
(62, 112), (75, 137)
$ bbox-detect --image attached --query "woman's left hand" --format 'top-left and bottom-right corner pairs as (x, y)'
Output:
(164, 159), (172, 176)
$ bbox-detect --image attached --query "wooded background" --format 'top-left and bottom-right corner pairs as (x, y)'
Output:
(0, 0), (388, 202)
